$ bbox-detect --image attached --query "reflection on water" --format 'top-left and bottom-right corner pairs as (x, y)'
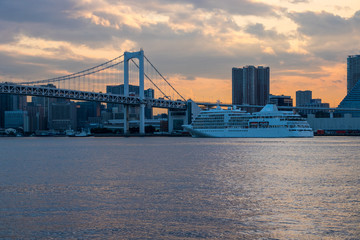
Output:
(0, 137), (359, 239)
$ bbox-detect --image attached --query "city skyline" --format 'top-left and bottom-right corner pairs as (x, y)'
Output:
(1, 0), (360, 107)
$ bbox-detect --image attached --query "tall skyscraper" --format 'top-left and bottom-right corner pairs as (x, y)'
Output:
(296, 90), (312, 107)
(232, 67), (243, 105)
(232, 65), (270, 106)
(347, 55), (360, 93)
(337, 55), (360, 116)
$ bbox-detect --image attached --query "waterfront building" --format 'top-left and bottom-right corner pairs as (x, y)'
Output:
(4, 110), (27, 129)
(347, 55), (360, 93)
(76, 101), (101, 129)
(337, 55), (360, 117)
(269, 94), (293, 107)
(26, 102), (47, 133)
(337, 79), (360, 117)
(31, 84), (68, 130)
(307, 113), (360, 134)
(48, 102), (77, 131)
(0, 94), (27, 128)
(302, 99), (330, 115)
(232, 66), (270, 107)
(296, 90), (330, 115)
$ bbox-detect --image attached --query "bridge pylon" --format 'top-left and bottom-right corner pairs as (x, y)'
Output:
(123, 49), (145, 134)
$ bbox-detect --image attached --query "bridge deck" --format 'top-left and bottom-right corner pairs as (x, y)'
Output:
(0, 83), (187, 110)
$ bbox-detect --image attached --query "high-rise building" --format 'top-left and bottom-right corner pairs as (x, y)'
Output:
(296, 90), (312, 107)
(347, 55), (360, 93)
(26, 102), (47, 133)
(31, 84), (67, 130)
(144, 88), (154, 119)
(232, 65), (270, 106)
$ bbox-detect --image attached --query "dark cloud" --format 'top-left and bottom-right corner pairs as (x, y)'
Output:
(0, 0), (73, 24)
(122, 0), (277, 16)
(289, 0), (309, 4)
(332, 80), (343, 84)
(289, 11), (360, 62)
(245, 23), (284, 40)
(179, 0), (276, 16)
(289, 11), (352, 36)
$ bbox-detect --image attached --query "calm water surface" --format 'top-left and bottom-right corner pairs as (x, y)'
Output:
(0, 137), (359, 239)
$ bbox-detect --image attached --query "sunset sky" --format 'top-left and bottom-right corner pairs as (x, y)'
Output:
(1, 0), (360, 106)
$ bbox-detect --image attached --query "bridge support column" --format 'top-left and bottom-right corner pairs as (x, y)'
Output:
(124, 105), (129, 135)
(140, 104), (145, 134)
(124, 49), (145, 135)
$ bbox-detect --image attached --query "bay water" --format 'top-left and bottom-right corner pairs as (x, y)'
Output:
(0, 137), (359, 239)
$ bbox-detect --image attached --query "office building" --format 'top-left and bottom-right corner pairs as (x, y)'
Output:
(347, 55), (360, 93)
(48, 102), (77, 131)
(269, 94), (293, 107)
(296, 90), (312, 107)
(4, 110), (27, 129)
(31, 84), (68, 129)
(26, 102), (47, 133)
(76, 101), (101, 129)
(144, 88), (154, 119)
(232, 65), (270, 106)
(296, 90), (329, 115)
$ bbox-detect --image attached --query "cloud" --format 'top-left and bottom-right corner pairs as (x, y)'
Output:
(289, 11), (352, 36)
(289, 0), (309, 3)
(0, 0), (357, 105)
(0, 0), (74, 24)
(289, 10), (360, 62)
(245, 23), (284, 40)
(120, 0), (277, 16)
(171, 0), (276, 16)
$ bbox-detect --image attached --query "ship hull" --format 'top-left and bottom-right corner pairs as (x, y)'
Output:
(182, 125), (313, 138)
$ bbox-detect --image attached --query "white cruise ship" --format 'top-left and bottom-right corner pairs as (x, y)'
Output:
(182, 104), (313, 138)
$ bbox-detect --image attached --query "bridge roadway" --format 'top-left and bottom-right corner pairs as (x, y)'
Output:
(0, 82), (187, 110)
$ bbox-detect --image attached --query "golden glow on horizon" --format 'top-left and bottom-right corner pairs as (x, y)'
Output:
(271, 63), (347, 107)
(168, 75), (232, 103)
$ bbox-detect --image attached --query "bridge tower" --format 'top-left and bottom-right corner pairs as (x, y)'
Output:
(123, 49), (145, 134)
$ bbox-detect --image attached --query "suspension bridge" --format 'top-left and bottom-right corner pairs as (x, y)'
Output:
(0, 49), (188, 134)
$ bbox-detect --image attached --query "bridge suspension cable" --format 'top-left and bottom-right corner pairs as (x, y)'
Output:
(144, 55), (186, 101)
(15, 50), (186, 103)
(19, 54), (124, 85)
(130, 59), (169, 99)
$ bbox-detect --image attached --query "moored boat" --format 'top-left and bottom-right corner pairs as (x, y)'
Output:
(182, 104), (313, 138)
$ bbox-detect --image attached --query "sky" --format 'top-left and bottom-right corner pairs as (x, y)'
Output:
(1, 0), (360, 106)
